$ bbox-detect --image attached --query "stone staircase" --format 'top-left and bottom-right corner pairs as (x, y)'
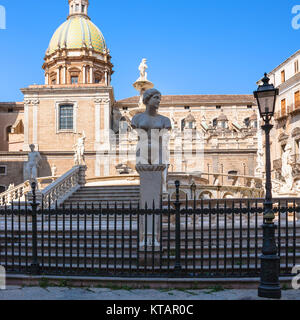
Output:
(62, 185), (141, 208)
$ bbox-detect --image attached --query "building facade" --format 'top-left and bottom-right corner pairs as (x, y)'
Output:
(265, 50), (300, 194)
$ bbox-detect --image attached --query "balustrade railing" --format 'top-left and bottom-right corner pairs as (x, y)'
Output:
(0, 181), (30, 206)
(40, 165), (86, 209)
(0, 176), (60, 207)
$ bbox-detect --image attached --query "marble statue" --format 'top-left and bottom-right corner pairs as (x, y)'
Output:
(74, 131), (86, 166)
(25, 144), (42, 181)
(255, 150), (264, 177)
(51, 164), (57, 177)
(281, 144), (294, 192)
(131, 88), (172, 165)
(138, 58), (148, 81)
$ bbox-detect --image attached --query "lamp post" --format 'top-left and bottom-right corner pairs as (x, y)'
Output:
(254, 73), (281, 299)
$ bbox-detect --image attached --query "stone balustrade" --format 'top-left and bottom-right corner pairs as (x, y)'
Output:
(38, 165), (87, 209)
(0, 175), (60, 207)
(167, 172), (264, 200)
(0, 181), (31, 206)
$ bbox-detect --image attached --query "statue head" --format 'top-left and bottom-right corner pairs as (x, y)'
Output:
(29, 144), (35, 152)
(143, 88), (161, 111)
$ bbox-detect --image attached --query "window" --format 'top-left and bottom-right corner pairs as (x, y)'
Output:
(8, 108), (13, 113)
(59, 105), (74, 130)
(51, 78), (56, 85)
(184, 106), (190, 110)
(0, 186), (5, 193)
(181, 119), (186, 131)
(244, 118), (250, 127)
(6, 126), (12, 141)
(295, 91), (300, 109)
(295, 60), (299, 74)
(75, 4), (79, 12)
(0, 166), (7, 176)
(247, 105), (253, 109)
(188, 122), (193, 129)
(281, 99), (286, 116)
(82, 5), (85, 13)
(213, 118), (217, 127)
(123, 107), (128, 111)
(216, 105), (221, 109)
(71, 76), (78, 84)
(281, 70), (285, 83)
(95, 78), (101, 84)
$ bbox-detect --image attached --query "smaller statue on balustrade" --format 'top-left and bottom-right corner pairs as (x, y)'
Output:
(24, 144), (42, 182)
(74, 131), (86, 166)
(281, 143), (294, 193)
(51, 164), (57, 177)
(255, 150), (264, 177)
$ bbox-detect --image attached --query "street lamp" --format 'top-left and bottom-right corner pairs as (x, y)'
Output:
(254, 73), (281, 299)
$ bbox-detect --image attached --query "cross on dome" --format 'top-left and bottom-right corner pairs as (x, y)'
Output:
(69, 0), (89, 17)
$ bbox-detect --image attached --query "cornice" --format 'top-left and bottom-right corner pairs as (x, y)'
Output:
(21, 85), (114, 95)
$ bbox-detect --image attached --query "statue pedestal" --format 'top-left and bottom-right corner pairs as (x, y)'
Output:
(136, 164), (166, 250)
(131, 80), (154, 117)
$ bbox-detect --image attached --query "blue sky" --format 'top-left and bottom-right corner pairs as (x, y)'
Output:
(0, 0), (299, 102)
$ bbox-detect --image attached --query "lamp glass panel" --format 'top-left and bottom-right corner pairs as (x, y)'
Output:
(257, 90), (276, 115)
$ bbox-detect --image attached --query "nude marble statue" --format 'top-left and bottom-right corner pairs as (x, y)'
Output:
(25, 144), (42, 181)
(131, 89), (171, 165)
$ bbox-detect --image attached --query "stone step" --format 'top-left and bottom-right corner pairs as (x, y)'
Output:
(61, 185), (141, 208)
(3, 240), (300, 254)
(2, 248), (299, 266)
(1, 260), (296, 274)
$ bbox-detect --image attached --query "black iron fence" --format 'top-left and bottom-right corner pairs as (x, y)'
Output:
(0, 184), (299, 278)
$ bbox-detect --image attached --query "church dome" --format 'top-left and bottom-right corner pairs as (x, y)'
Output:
(47, 15), (106, 55)
(43, 1), (113, 86)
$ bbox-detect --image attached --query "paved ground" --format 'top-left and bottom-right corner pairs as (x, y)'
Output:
(0, 286), (299, 300)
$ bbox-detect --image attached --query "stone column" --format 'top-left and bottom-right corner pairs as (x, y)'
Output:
(136, 164), (166, 249)
(57, 68), (60, 85)
(83, 65), (86, 84)
(89, 66), (93, 83)
(45, 73), (49, 85)
(62, 66), (66, 84)
(105, 71), (108, 86)
(103, 99), (111, 151)
(94, 98), (102, 176)
(23, 99), (30, 151)
(32, 99), (39, 149)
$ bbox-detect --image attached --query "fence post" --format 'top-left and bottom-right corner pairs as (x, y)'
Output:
(174, 180), (182, 273)
(30, 181), (40, 275)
